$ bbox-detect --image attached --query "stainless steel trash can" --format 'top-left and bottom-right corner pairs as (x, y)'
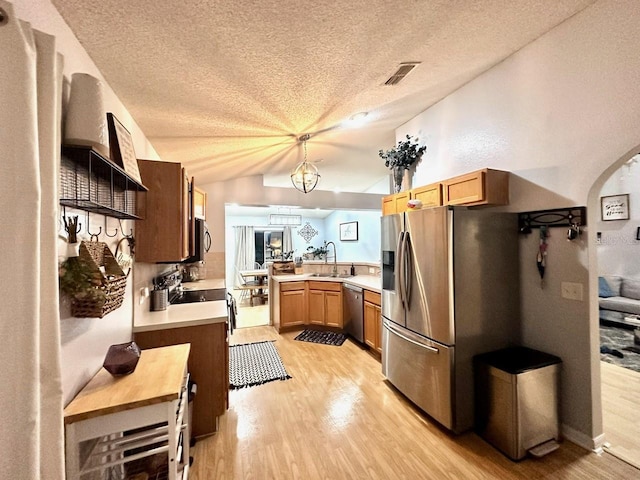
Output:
(474, 347), (562, 460)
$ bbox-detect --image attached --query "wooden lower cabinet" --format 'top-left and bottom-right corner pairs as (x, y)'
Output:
(308, 281), (343, 328)
(363, 290), (382, 354)
(134, 321), (228, 438)
(280, 282), (307, 328)
(308, 290), (324, 325)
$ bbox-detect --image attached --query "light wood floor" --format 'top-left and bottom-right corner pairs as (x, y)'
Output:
(601, 360), (640, 468)
(189, 326), (640, 479)
(233, 290), (269, 329)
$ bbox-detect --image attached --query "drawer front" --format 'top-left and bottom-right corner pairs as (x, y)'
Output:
(280, 281), (306, 292)
(308, 281), (341, 292)
(364, 289), (381, 306)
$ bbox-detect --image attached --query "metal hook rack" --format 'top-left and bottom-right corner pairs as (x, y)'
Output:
(518, 206), (586, 234)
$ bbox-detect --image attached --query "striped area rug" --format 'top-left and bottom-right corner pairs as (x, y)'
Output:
(294, 329), (347, 346)
(229, 340), (291, 389)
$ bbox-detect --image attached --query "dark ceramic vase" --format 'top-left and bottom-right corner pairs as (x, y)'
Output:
(103, 341), (141, 375)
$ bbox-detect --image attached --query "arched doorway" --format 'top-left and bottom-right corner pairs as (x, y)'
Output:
(588, 146), (640, 468)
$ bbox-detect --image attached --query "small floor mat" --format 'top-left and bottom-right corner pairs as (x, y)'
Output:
(229, 340), (291, 389)
(294, 329), (347, 346)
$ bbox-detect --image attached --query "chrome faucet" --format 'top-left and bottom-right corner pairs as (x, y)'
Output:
(324, 241), (338, 276)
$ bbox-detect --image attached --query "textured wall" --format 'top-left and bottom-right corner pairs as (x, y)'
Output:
(397, 0), (640, 446)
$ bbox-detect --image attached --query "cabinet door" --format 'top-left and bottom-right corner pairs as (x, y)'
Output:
(308, 290), (325, 325)
(136, 160), (191, 263)
(324, 291), (343, 328)
(443, 168), (509, 206)
(394, 191), (411, 213)
(280, 290), (306, 327)
(411, 183), (442, 207)
(134, 322), (227, 438)
(364, 301), (377, 349)
(382, 192), (412, 215)
(193, 186), (207, 220)
(375, 305), (382, 354)
(382, 194), (396, 215)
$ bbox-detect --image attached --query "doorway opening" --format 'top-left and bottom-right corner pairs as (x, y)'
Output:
(591, 149), (640, 468)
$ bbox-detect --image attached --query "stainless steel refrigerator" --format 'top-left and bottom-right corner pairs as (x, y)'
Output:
(381, 206), (520, 433)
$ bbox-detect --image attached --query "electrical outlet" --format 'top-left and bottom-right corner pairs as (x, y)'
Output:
(369, 267), (375, 274)
(561, 282), (583, 301)
(139, 287), (149, 304)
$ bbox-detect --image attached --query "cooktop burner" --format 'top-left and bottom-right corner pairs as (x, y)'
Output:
(170, 288), (227, 305)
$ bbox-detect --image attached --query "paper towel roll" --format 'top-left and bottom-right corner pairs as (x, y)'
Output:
(64, 73), (109, 157)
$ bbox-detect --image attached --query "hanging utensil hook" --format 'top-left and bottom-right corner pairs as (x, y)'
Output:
(86, 212), (102, 238)
(118, 219), (134, 238)
(104, 217), (118, 237)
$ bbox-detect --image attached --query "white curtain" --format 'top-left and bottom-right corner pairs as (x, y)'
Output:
(0, 2), (65, 478)
(233, 226), (255, 285)
(283, 226), (293, 257)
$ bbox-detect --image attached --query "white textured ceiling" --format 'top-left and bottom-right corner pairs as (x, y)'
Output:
(51, 0), (595, 193)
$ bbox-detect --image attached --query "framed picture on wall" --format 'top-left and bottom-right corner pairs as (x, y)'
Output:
(339, 221), (358, 241)
(601, 194), (629, 221)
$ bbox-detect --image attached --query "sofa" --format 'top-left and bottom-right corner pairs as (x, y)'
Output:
(599, 275), (640, 327)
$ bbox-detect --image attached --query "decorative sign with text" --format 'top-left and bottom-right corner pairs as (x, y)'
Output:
(107, 113), (142, 184)
(601, 194), (629, 221)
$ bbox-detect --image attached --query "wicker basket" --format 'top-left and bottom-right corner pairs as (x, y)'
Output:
(70, 240), (127, 318)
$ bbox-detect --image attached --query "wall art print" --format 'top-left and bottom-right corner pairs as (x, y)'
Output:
(298, 222), (318, 243)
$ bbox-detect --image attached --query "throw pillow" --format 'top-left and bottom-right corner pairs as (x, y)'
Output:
(598, 276), (614, 298)
(621, 278), (640, 301)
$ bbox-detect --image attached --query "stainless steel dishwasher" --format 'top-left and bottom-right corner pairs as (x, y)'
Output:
(343, 284), (364, 343)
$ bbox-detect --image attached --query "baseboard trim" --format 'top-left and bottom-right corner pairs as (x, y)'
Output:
(562, 424), (606, 453)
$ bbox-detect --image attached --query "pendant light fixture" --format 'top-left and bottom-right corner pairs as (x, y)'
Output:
(291, 134), (320, 193)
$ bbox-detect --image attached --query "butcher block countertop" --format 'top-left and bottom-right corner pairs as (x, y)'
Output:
(64, 344), (190, 424)
(134, 278), (228, 333)
(271, 273), (381, 293)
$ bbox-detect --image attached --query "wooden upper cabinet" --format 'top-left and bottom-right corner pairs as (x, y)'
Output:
(193, 186), (207, 220)
(382, 169), (509, 215)
(411, 182), (442, 208)
(443, 168), (509, 206)
(382, 191), (411, 215)
(136, 160), (194, 263)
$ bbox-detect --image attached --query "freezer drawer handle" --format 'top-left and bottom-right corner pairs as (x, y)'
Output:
(384, 320), (439, 354)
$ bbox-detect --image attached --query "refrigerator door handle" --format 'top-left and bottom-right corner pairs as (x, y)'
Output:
(383, 319), (439, 354)
(404, 231), (413, 308)
(397, 231), (406, 308)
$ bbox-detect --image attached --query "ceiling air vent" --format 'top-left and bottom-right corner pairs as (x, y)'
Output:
(384, 62), (420, 86)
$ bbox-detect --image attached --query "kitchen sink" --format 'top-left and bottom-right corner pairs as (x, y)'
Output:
(309, 273), (353, 278)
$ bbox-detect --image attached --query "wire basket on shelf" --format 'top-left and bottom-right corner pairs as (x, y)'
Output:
(69, 240), (127, 318)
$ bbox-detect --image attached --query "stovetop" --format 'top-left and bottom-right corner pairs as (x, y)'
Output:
(169, 288), (227, 305)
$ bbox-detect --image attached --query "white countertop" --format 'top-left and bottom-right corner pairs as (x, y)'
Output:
(271, 273), (381, 293)
(134, 278), (228, 333)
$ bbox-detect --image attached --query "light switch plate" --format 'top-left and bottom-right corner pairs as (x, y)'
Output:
(561, 282), (583, 301)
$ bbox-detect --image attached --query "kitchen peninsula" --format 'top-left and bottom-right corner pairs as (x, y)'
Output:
(270, 272), (381, 345)
(133, 278), (229, 438)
